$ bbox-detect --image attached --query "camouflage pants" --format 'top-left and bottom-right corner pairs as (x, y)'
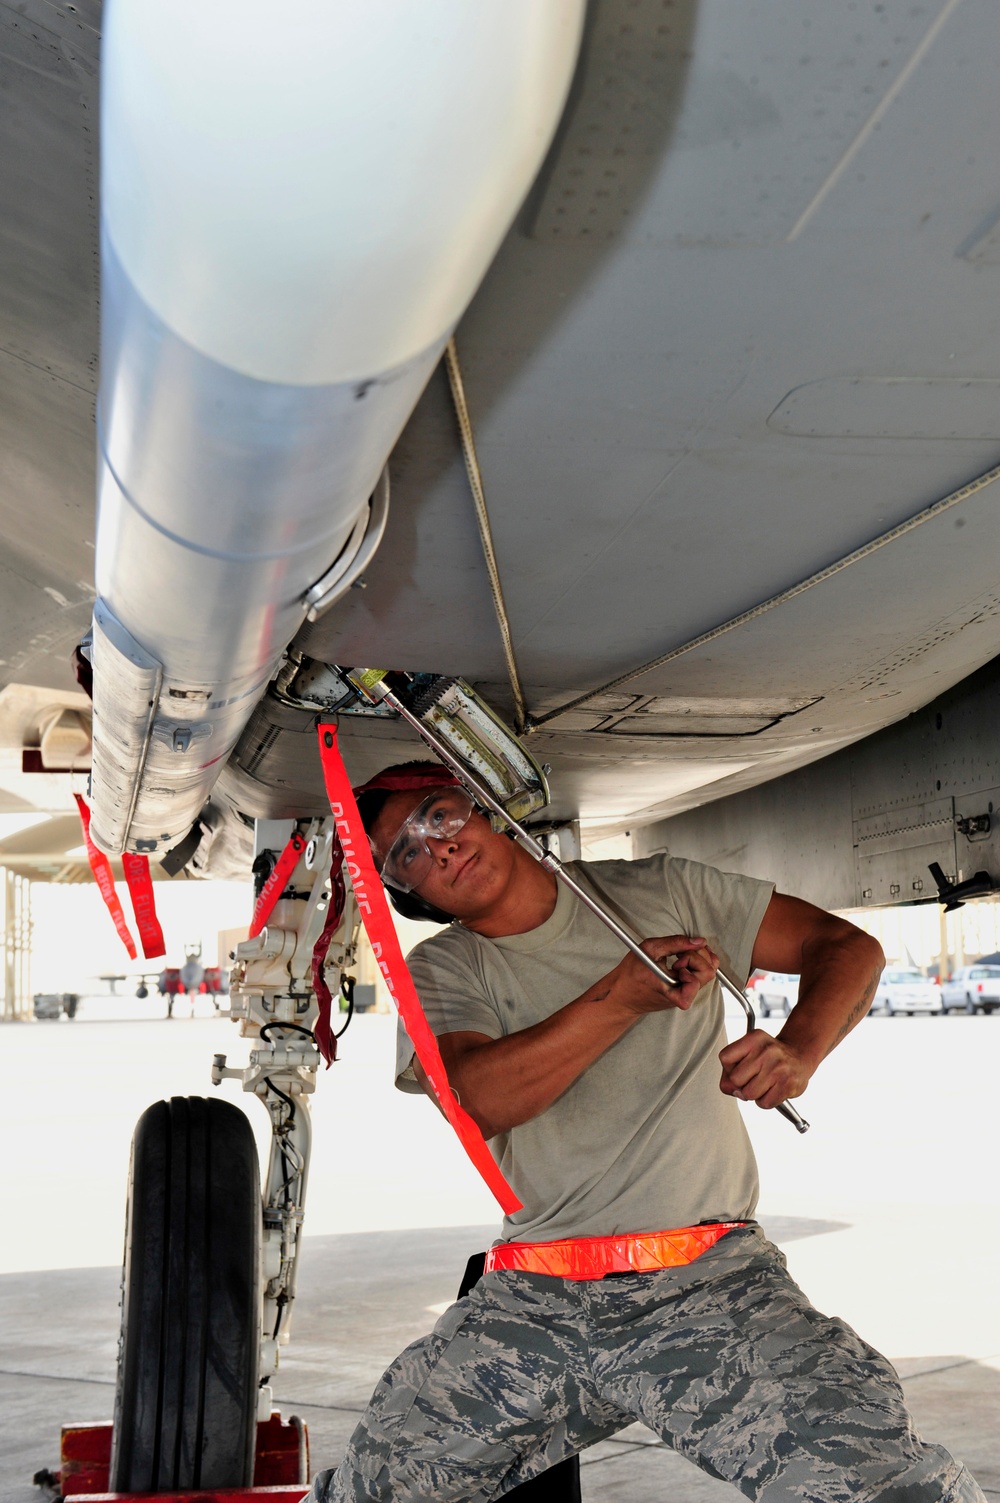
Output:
(311, 1225), (983, 1503)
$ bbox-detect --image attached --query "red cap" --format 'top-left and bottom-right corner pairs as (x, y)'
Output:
(352, 762), (461, 800)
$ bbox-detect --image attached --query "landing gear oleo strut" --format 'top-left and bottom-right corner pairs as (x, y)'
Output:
(51, 817), (361, 1500)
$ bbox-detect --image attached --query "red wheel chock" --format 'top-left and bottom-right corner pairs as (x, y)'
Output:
(55, 1413), (309, 1502)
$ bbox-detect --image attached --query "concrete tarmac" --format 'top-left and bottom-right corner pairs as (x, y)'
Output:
(1, 1006), (998, 1501)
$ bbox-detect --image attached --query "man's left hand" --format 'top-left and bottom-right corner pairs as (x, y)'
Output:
(726, 892), (885, 1109)
(718, 1030), (812, 1110)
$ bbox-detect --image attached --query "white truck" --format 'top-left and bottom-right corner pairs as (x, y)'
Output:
(940, 965), (1000, 1015)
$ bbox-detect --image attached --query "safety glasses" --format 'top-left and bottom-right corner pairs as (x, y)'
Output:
(380, 787), (475, 892)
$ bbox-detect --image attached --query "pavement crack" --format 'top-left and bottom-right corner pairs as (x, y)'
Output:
(580, 1440), (665, 1467)
(0, 1369), (114, 1387)
(273, 1397), (366, 1416)
(903, 1355), (1000, 1381)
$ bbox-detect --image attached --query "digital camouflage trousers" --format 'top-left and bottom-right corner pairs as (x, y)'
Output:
(309, 1224), (984, 1503)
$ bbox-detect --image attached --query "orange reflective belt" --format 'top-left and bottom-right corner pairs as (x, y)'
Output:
(484, 1222), (746, 1279)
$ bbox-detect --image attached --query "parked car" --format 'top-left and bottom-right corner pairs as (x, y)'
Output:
(940, 964), (1000, 1015)
(872, 968), (941, 1016)
(32, 992), (80, 1020)
(755, 972), (798, 1018)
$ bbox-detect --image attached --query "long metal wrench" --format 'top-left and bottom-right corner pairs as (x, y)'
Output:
(373, 684), (809, 1134)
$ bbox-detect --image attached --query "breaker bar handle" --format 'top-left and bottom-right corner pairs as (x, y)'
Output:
(363, 678), (809, 1134)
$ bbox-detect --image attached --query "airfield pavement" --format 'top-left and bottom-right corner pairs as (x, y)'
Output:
(1, 1001), (998, 1502)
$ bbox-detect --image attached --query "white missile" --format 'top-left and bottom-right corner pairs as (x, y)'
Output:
(90, 0), (584, 854)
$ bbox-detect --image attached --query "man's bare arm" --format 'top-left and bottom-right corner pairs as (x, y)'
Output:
(719, 891), (884, 1110)
(412, 936), (719, 1138)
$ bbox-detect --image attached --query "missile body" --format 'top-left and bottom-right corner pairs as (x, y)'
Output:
(91, 0), (585, 854)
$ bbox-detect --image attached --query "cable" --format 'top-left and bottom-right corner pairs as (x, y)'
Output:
(530, 456), (1000, 728)
(264, 1077), (298, 1208)
(334, 975), (355, 1040)
(444, 337), (528, 734)
(260, 1022), (315, 1044)
(265, 1075), (297, 1118)
(311, 831), (348, 1061)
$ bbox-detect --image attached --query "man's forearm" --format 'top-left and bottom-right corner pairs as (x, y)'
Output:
(437, 985), (643, 1138)
(723, 894), (885, 1109)
(778, 927), (884, 1072)
(426, 935), (719, 1137)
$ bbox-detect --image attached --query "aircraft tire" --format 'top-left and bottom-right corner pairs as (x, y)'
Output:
(110, 1095), (261, 1492)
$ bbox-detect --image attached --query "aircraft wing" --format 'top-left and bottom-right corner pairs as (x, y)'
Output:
(3, 0), (1000, 872)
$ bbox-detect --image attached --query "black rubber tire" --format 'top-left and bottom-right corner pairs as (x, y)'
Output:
(110, 1096), (261, 1492)
(966, 994), (977, 1015)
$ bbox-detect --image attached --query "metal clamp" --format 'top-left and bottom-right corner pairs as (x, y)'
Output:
(303, 467), (391, 621)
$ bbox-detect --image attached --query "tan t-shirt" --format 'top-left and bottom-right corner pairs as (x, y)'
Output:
(395, 853), (774, 1243)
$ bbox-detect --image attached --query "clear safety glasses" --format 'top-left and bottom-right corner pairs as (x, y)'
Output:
(380, 787), (475, 892)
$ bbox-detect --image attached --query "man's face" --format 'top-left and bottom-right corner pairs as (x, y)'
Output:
(370, 788), (518, 921)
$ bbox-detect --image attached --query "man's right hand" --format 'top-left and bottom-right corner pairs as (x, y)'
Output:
(431, 936), (719, 1137)
(601, 937), (720, 1016)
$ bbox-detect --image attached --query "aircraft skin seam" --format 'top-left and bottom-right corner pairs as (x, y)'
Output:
(95, 414), (354, 568)
(785, 0), (963, 244)
(529, 456), (1000, 731)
